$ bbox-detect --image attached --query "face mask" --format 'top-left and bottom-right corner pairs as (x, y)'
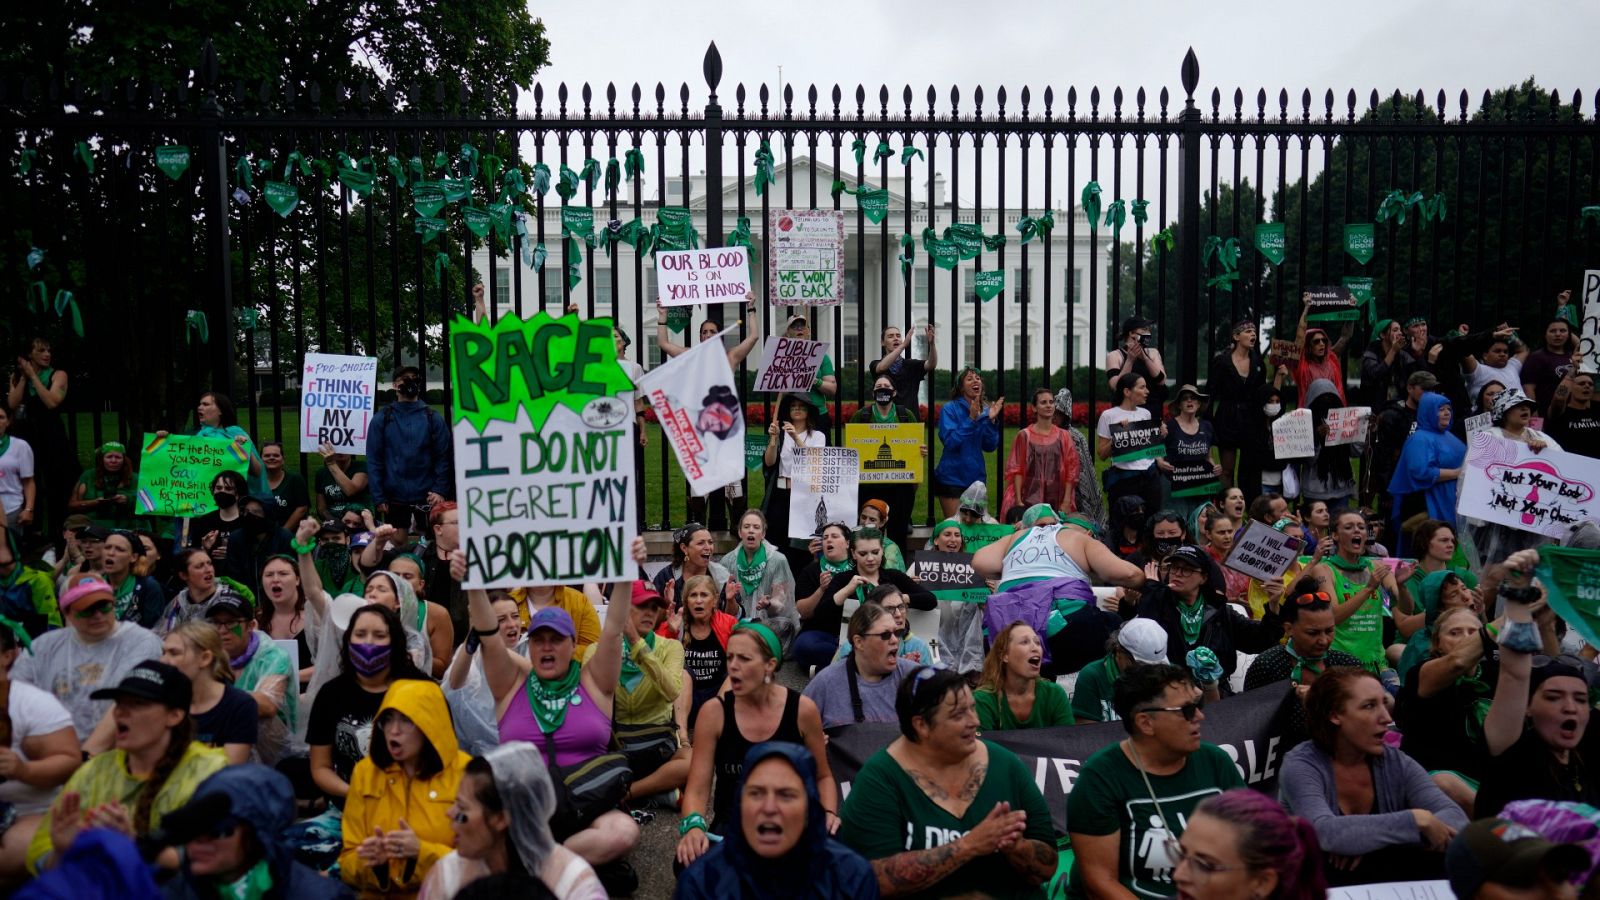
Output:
(1125, 514), (1147, 533)
(212, 491), (238, 510)
(873, 389), (894, 404)
(1264, 403), (1282, 417)
(348, 641), (392, 676)
(398, 377), (422, 397)
(1155, 540), (1180, 559)
(241, 513), (271, 535)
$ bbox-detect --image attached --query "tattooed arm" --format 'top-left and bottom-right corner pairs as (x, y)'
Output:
(870, 801), (1027, 897)
(1000, 836), (1061, 884)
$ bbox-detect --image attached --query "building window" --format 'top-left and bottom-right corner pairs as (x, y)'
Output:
(912, 270), (930, 309)
(1071, 267), (1084, 304)
(1013, 335), (1027, 368)
(963, 332), (978, 367)
(1013, 267), (1032, 305)
(541, 275), (564, 311)
(592, 268), (613, 306)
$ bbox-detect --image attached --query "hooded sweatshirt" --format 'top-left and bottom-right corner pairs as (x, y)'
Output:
(676, 741), (879, 900)
(0, 527), (61, 637)
(1387, 391), (1467, 553)
(164, 766), (352, 900)
(365, 400), (452, 507)
(339, 680), (470, 899)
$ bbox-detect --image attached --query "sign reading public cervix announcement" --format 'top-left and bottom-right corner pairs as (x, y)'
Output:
(450, 313), (637, 590)
(768, 209), (845, 306)
(1458, 433), (1600, 539)
(753, 337), (827, 394)
(300, 353), (378, 454)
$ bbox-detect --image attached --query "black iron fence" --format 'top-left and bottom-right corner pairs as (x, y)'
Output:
(5, 41), (1598, 530)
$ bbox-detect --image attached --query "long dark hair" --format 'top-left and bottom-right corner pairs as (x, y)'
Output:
(1114, 372), (1145, 408)
(198, 392), (239, 428)
(134, 714), (196, 833)
(775, 394), (818, 436)
(339, 603), (425, 681)
(1309, 390), (1352, 482)
(464, 756), (531, 878)
(256, 554), (307, 632)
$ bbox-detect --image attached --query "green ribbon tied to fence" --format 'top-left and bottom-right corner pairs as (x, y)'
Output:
(901, 146), (924, 166)
(565, 236), (584, 291)
(873, 141), (893, 164)
(386, 155), (408, 188)
(726, 216), (756, 279)
(458, 143), (479, 180)
(754, 141), (776, 197)
(579, 159), (601, 191)
(625, 148), (646, 180)
(530, 243), (547, 270)
(1422, 192), (1446, 224)
(54, 290), (83, 337)
(18, 148), (36, 175)
(1131, 199), (1150, 226)
(851, 138), (866, 167)
(556, 165), (579, 201)
(155, 145), (190, 181)
(1081, 182), (1102, 232)
(414, 217), (447, 244)
(606, 217), (653, 258)
(185, 310), (209, 345)
(1203, 236), (1242, 291)
(430, 251), (452, 286)
(432, 151), (449, 173)
(1150, 226), (1176, 253)
(27, 246), (43, 270)
(236, 308), (260, 332)
(983, 232), (1006, 251)
(74, 141), (94, 173)
(283, 151), (310, 180)
(336, 153), (375, 196)
(898, 234), (915, 280)
(1104, 198), (1127, 236)
(1376, 189), (1425, 225)
(605, 158), (621, 197)
(1015, 210), (1055, 245)
(532, 163), (552, 197)
(501, 168), (525, 201)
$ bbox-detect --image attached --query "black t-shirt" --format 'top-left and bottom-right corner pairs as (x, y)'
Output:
(808, 569), (936, 636)
(265, 471), (309, 525)
(867, 355), (928, 412)
(1522, 349), (1575, 416)
(682, 627), (728, 732)
(1545, 405), (1600, 459)
(306, 673), (393, 797)
(1476, 718), (1600, 818)
(1394, 650), (1497, 780)
(194, 685), (261, 748)
(186, 510), (240, 548)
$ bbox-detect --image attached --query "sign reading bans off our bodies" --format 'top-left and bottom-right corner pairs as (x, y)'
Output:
(450, 313), (638, 589)
(300, 352), (377, 454)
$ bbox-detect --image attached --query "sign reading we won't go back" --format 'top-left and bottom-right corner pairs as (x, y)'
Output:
(449, 312), (638, 590)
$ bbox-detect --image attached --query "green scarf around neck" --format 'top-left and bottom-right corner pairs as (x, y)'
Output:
(735, 543), (768, 599)
(619, 631), (657, 692)
(525, 660), (583, 734)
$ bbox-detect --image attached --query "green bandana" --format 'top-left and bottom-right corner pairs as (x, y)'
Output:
(525, 661), (582, 734)
(735, 543), (768, 599)
(218, 859), (274, 900)
(111, 573), (137, 621)
(1285, 642), (1325, 684)
(820, 555), (852, 578)
(734, 621), (782, 664)
(619, 631), (656, 692)
(0, 436), (9, 460)
(1177, 597), (1205, 646)
(1456, 662), (1493, 743)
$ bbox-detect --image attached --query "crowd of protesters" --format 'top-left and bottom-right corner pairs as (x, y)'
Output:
(0, 283), (1596, 899)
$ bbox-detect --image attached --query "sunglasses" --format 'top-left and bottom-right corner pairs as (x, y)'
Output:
(1137, 699), (1205, 721)
(73, 600), (114, 620)
(1293, 591), (1332, 605)
(858, 631), (898, 642)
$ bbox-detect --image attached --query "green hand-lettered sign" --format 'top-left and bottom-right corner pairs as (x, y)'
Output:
(449, 312), (636, 434)
(1255, 222), (1285, 266)
(134, 433), (250, 517)
(1344, 224), (1375, 265)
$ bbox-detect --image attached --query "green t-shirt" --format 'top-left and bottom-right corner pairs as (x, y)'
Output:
(1066, 742), (1244, 899)
(74, 470), (137, 529)
(1070, 656), (1121, 723)
(1328, 563), (1385, 672)
(839, 740), (1057, 899)
(974, 680), (1074, 730)
(801, 355), (836, 416)
(884, 538), (907, 572)
(314, 459), (371, 511)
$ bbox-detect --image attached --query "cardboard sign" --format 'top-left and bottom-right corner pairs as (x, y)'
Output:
(1305, 285), (1359, 323)
(449, 312), (637, 589)
(1169, 462), (1221, 498)
(1109, 420), (1165, 463)
(1268, 339), (1301, 365)
(1324, 406), (1372, 446)
(1464, 411), (1492, 438)
(1327, 883), (1452, 900)
(843, 423), (925, 484)
(961, 523), (1017, 552)
(906, 550), (988, 603)
(1223, 520), (1304, 582)
(300, 352), (378, 454)
(787, 447), (859, 538)
(1458, 433), (1600, 539)
(1579, 269), (1600, 372)
(753, 337), (828, 393)
(654, 247), (751, 306)
(1272, 408), (1315, 459)
(134, 433), (250, 517)
(637, 333), (746, 497)
(768, 209), (845, 306)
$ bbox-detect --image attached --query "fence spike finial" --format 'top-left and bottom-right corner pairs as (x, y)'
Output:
(1180, 48), (1199, 103)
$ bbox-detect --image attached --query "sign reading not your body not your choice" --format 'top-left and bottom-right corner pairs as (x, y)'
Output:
(300, 352), (377, 454)
(449, 312), (638, 590)
(1458, 433), (1600, 540)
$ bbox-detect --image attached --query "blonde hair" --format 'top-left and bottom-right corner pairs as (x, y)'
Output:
(169, 620), (235, 685)
(978, 621), (1034, 694)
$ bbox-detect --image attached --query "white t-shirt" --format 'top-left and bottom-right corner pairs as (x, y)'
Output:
(617, 358), (646, 420)
(12, 622), (164, 739)
(1466, 357), (1523, 402)
(0, 437), (36, 519)
(0, 680), (75, 815)
(1095, 405), (1156, 472)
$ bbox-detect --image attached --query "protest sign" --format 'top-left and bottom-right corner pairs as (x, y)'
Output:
(1305, 285), (1360, 323)
(654, 248), (751, 306)
(1169, 462), (1221, 498)
(962, 523), (1017, 552)
(300, 352), (377, 454)
(1533, 545), (1600, 651)
(753, 337), (828, 393)
(1324, 406), (1371, 446)
(768, 209), (845, 306)
(1579, 269), (1600, 371)
(1342, 276), (1374, 311)
(134, 433), (250, 517)
(1267, 339), (1301, 365)
(788, 447), (859, 538)
(1223, 520), (1304, 581)
(1344, 223), (1375, 265)
(1458, 433), (1600, 539)
(973, 270), (1005, 302)
(1255, 222), (1285, 265)
(745, 433), (768, 470)
(1327, 884), (1452, 900)
(638, 332), (746, 497)
(449, 312), (637, 590)
(1272, 408), (1315, 459)
(843, 423), (925, 484)
(828, 682), (1295, 839)
(907, 550), (988, 603)
(1109, 420), (1165, 463)
(1465, 411), (1492, 438)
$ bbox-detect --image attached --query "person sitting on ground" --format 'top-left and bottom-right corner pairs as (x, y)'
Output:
(354, 528), (455, 677)
(1444, 814), (1594, 900)
(1394, 606), (1500, 817)
(256, 554), (313, 690)
(856, 500), (907, 571)
(656, 574), (737, 739)
(1303, 510), (1413, 676)
(796, 528), (933, 673)
(157, 549), (247, 635)
(676, 624), (835, 871)
(1386, 391), (1466, 557)
(791, 524), (855, 666)
(14, 576), (161, 751)
(339, 679), (470, 899)
(654, 523), (737, 616)
(806, 601), (922, 729)
(1243, 585), (1363, 701)
(419, 742), (603, 900)
(441, 592), (525, 758)
(159, 764), (353, 900)
(1067, 664), (1244, 899)
(67, 442), (136, 531)
(718, 510), (800, 653)
(1070, 619), (1169, 723)
(1172, 788), (1328, 900)
(840, 667), (1057, 898)
(203, 593), (295, 766)
(1395, 568), (1488, 682)
(100, 531), (165, 630)
(832, 582), (934, 666)
(1136, 545), (1286, 697)
(974, 621), (1073, 730)
(676, 741), (879, 900)
(161, 622), (257, 765)
(0, 619), (81, 883)
(0, 526), (58, 639)
(1280, 666), (1468, 886)
(27, 661), (227, 874)
(314, 445), (371, 521)
(186, 471), (244, 553)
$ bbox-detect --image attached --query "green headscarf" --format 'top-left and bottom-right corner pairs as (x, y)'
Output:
(1370, 318), (1395, 342)
(1020, 503), (1058, 528)
(733, 620), (782, 664)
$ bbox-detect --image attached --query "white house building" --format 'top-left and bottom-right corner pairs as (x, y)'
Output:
(474, 156), (1112, 400)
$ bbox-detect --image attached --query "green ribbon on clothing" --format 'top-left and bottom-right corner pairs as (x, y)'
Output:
(532, 163), (552, 197)
(851, 138), (866, 166)
(18, 148), (36, 175)
(873, 141), (893, 163)
(54, 290), (83, 337)
(458, 143), (479, 180)
(0, 615), (32, 655)
(1104, 198), (1127, 235)
(605, 158), (621, 196)
(625, 148), (646, 180)
(1015, 210), (1055, 245)
(1131, 199), (1150, 225)
(185, 310), (209, 345)
(753, 141), (776, 197)
(901, 146), (924, 165)
(1150, 226), (1175, 253)
(556, 165), (579, 201)
(154, 145), (191, 181)
(1080, 182), (1102, 232)
(74, 141), (94, 173)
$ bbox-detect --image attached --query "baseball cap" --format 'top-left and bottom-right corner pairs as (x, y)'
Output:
(1447, 818), (1589, 900)
(77, 525), (112, 542)
(1164, 545), (1211, 573)
(59, 576), (115, 613)
(90, 660), (193, 709)
(1117, 619), (1170, 666)
(317, 520), (344, 537)
(1407, 369), (1440, 390)
(631, 580), (665, 608)
(61, 514), (93, 533)
(527, 606), (577, 639)
(349, 531), (376, 549)
(203, 594), (255, 622)
(786, 314), (809, 329)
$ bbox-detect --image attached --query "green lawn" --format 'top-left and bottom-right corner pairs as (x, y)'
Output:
(67, 411), (1110, 531)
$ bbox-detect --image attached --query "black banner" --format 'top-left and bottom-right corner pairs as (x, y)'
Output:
(1109, 420), (1165, 463)
(1168, 461), (1221, 498)
(827, 682), (1297, 836)
(1304, 284), (1358, 322)
(906, 550), (988, 603)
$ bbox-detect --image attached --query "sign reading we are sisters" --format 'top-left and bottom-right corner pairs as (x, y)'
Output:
(1458, 433), (1600, 538)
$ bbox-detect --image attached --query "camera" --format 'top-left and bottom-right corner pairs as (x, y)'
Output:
(1138, 333), (1156, 350)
